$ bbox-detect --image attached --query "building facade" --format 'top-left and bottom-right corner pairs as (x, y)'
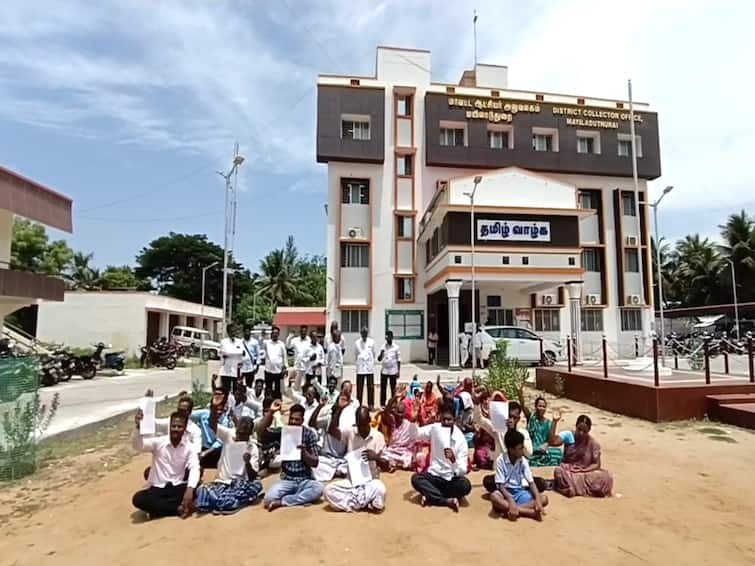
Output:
(317, 47), (660, 366)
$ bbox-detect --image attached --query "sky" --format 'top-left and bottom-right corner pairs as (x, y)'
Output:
(1, 0), (754, 271)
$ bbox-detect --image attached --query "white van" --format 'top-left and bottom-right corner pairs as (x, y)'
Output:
(470, 325), (561, 366)
(171, 326), (221, 359)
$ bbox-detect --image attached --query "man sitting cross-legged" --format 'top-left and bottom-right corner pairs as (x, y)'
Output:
(194, 416), (264, 515)
(490, 428), (548, 521)
(263, 401), (323, 511)
(132, 411), (199, 519)
(324, 399), (389, 512)
(410, 402), (471, 512)
(310, 396), (348, 481)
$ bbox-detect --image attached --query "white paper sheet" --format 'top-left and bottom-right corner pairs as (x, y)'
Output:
(490, 401), (509, 432)
(345, 449), (372, 487)
(281, 425), (303, 461)
(139, 397), (156, 435)
(224, 441), (248, 476)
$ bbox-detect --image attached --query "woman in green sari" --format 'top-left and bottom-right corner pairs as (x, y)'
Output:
(520, 392), (563, 467)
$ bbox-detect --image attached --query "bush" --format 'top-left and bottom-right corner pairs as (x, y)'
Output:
(482, 339), (529, 400)
(0, 392), (59, 481)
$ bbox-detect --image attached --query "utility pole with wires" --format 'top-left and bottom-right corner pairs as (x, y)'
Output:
(218, 143), (245, 333)
(473, 10), (479, 66)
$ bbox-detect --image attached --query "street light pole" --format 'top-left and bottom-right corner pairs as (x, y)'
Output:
(464, 175), (483, 380)
(200, 261), (219, 360)
(729, 259), (741, 340)
(650, 185), (673, 366)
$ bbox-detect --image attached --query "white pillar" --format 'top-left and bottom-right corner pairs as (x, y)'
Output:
(159, 312), (170, 339)
(445, 279), (463, 370)
(566, 281), (584, 363)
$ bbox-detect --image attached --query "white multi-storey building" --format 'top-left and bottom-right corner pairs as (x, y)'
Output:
(317, 47), (661, 367)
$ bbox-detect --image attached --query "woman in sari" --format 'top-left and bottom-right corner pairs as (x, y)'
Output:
(418, 380), (438, 425)
(381, 394), (420, 471)
(519, 391), (563, 467)
(472, 390), (495, 470)
(549, 412), (613, 498)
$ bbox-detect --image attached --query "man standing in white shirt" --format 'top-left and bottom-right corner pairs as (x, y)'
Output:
(304, 332), (325, 386)
(219, 324), (245, 394)
(410, 403), (471, 512)
(132, 411), (200, 519)
(378, 330), (401, 408)
(326, 328), (345, 386)
(354, 326), (376, 409)
(287, 325), (311, 389)
(473, 324), (484, 369)
(263, 325), (287, 400)
(241, 327), (260, 388)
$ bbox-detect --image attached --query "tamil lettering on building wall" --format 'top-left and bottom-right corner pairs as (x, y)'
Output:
(448, 97), (540, 123)
(477, 220), (551, 241)
(552, 106), (643, 129)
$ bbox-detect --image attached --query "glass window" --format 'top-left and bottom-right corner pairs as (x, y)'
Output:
(341, 310), (369, 333)
(618, 134), (642, 157)
(397, 95), (412, 117)
(396, 277), (414, 301)
(582, 249), (602, 272)
(488, 130), (509, 149)
(581, 309), (604, 332)
(397, 216), (413, 238)
(622, 192), (636, 216)
(340, 244), (369, 268)
(486, 295), (502, 308)
(617, 139), (631, 157)
(342, 119), (370, 140)
(341, 179), (369, 204)
(624, 249), (640, 272)
(579, 191), (598, 209)
(532, 134), (553, 151)
(397, 154), (413, 176)
(621, 309), (643, 332)
(577, 136), (595, 154)
(534, 309), (560, 332)
(385, 310), (424, 339)
(516, 328), (540, 340)
(440, 127), (465, 147)
(487, 309), (515, 326)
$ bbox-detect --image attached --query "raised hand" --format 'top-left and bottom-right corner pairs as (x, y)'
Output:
(552, 409), (562, 422)
(271, 399), (282, 413)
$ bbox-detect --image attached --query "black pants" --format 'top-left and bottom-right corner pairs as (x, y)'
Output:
(411, 472), (471, 506)
(428, 347), (436, 365)
(264, 371), (282, 400)
(220, 375), (237, 394)
(132, 483), (188, 518)
(242, 371), (256, 388)
(200, 447), (221, 469)
(379, 373), (398, 407)
(356, 373), (374, 408)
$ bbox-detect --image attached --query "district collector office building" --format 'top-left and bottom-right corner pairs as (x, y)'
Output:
(317, 46), (661, 367)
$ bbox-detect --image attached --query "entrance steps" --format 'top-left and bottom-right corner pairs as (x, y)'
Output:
(707, 393), (755, 430)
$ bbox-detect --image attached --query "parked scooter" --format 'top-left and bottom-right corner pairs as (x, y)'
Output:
(92, 342), (126, 372)
(140, 343), (177, 370)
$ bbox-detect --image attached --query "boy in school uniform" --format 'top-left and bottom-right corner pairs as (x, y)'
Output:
(489, 428), (548, 521)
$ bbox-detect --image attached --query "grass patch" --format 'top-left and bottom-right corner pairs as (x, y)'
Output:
(697, 427), (728, 436)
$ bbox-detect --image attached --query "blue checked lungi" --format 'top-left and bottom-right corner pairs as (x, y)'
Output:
(195, 478), (264, 514)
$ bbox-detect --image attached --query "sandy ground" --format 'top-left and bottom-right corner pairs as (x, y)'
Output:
(1, 392), (755, 566)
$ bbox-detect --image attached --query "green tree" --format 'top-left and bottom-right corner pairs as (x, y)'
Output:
(98, 265), (149, 290)
(256, 237), (304, 307)
(10, 218), (73, 275)
(296, 254), (326, 307)
(65, 251), (100, 290)
(718, 210), (755, 302)
(673, 234), (724, 306)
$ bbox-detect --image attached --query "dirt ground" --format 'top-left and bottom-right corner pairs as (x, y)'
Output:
(1, 392), (755, 566)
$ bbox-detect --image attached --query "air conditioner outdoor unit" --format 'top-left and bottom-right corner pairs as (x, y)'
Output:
(347, 227), (365, 239)
(625, 236), (638, 246)
(541, 294), (556, 306)
(627, 294), (642, 305)
(585, 294), (600, 305)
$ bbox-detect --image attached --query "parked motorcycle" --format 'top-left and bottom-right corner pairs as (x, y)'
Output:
(140, 344), (177, 370)
(55, 349), (97, 380)
(40, 354), (66, 386)
(92, 342), (126, 372)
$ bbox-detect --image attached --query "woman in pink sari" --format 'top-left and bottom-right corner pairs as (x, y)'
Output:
(381, 395), (419, 471)
(549, 413), (613, 498)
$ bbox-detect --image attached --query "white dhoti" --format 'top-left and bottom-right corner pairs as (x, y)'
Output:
(324, 479), (386, 512)
(313, 455), (348, 482)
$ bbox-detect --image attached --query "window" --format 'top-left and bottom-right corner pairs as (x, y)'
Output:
(396, 277), (414, 302)
(581, 309), (604, 332)
(576, 131), (600, 154)
(489, 130), (509, 149)
(522, 256), (530, 265)
(622, 192), (636, 216)
(501, 256), (510, 265)
(620, 309), (643, 332)
(341, 118), (370, 141)
(617, 138), (631, 157)
(624, 249), (640, 272)
(385, 309), (424, 339)
(397, 154), (413, 176)
(486, 295), (502, 308)
(342, 310), (369, 333)
(568, 257), (576, 266)
(342, 179), (369, 205)
(440, 127), (465, 147)
(486, 326), (517, 339)
(579, 191), (599, 209)
(397, 95), (412, 117)
(454, 255), (462, 264)
(341, 243), (369, 267)
(487, 309), (515, 326)
(397, 215), (413, 238)
(534, 309), (560, 332)
(532, 134), (553, 152)
(582, 249), (602, 272)
(617, 134), (642, 157)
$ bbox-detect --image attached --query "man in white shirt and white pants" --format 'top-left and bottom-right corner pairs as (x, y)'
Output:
(219, 324), (245, 394)
(263, 325), (287, 400)
(378, 330), (401, 408)
(410, 403), (471, 512)
(287, 325), (312, 389)
(354, 326), (376, 409)
(326, 328), (345, 387)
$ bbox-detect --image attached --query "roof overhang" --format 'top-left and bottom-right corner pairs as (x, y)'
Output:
(0, 166), (73, 232)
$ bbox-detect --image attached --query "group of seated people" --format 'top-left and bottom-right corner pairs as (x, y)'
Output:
(130, 373), (613, 520)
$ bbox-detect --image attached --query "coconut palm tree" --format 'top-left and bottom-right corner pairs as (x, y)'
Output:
(65, 252), (101, 290)
(673, 235), (724, 306)
(719, 210), (755, 302)
(256, 248), (302, 307)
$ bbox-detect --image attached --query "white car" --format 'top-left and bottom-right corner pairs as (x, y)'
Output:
(479, 326), (561, 366)
(171, 326), (221, 360)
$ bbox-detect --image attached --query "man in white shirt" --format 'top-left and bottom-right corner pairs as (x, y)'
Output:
(323, 401), (389, 512)
(378, 330), (401, 408)
(354, 326), (376, 409)
(410, 403), (471, 512)
(326, 328), (345, 386)
(241, 327), (260, 388)
(473, 324), (484, 369)
(263, 325), (287, 400)
(287, 325), (312, 388)
(219, 324), (245, 394)
(152, 392), (202, 454)
(304, 332), (325, 386)
(132, 410), (200, 519)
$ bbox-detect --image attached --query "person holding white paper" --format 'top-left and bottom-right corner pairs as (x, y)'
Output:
(310, 397), (348, 481)
(410, 403), (471, 512)
(480, 399), (533, 493)
(324, 401), (388, 512)
(262, 402), (323, 511)
(194, 416), (264, 514)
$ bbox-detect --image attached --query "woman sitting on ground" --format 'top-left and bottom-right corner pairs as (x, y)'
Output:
(518, 388), (563, 467)
(548, 412), (613, 498)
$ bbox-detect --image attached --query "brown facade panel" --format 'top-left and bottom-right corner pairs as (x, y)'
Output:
(445, 211), (580, 248)
(316, 85), (386, 164)
(424, 93), (661, 179)
(0, 167), (73, 232)
(0, 268), (65, 301)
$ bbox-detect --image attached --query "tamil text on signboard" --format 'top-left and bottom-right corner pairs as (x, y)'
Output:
(478, 219), (551, 241)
